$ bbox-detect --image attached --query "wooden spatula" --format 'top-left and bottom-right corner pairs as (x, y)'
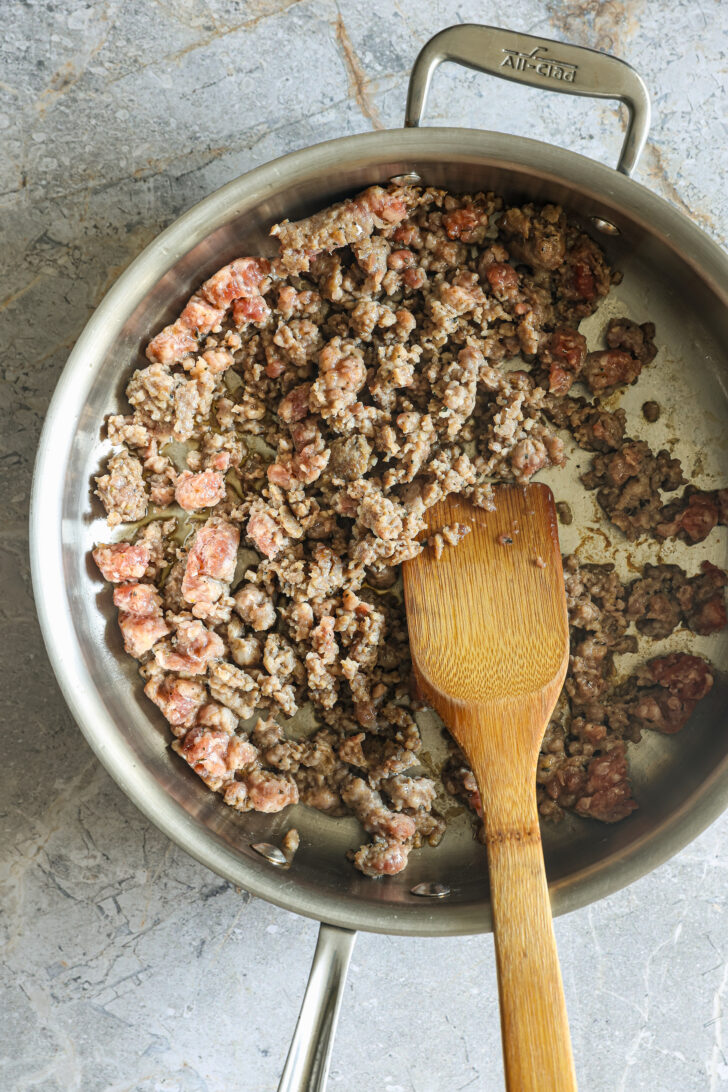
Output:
(403, 484), (576, 1092)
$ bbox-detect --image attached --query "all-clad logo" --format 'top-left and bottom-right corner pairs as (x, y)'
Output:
(500, 45), (578, 84)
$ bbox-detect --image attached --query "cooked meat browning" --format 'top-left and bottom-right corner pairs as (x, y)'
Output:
(451, 556), (722, 828)
(627, 561), (728, 638)
(580, 316), (657, 396)
(92, 180), (726, 876)
(606, 316), (657, 364)
(555, 501), (573, 526)
(537, 326), (587, 395)
(583, 348), (642, 393)
(656, 486), (728, 545)
(580, 440), (685, 539)
(545, 395), (626, 453)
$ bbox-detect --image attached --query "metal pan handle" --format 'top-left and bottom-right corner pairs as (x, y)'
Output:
(278, 923), (357, 1092)
(405, 24), (650, 176)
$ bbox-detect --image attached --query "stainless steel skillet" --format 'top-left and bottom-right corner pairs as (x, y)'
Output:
(30, 24), (728, 1092)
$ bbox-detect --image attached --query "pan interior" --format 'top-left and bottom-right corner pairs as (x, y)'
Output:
(36, 132), (728, 935)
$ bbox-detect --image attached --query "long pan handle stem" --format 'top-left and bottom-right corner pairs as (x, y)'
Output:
(278, 923), (357, 1092)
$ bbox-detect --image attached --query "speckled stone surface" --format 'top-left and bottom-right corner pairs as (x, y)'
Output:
(2, 2), (728, 1090)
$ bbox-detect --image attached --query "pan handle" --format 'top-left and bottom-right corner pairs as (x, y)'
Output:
(278, 923), (357, 1092)
(405, 24), (650, 176)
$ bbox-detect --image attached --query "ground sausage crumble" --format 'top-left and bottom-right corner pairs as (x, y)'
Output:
(92, 180), (727, 877)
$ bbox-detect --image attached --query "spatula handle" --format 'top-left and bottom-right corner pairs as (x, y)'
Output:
(484, 801), (577, 1092)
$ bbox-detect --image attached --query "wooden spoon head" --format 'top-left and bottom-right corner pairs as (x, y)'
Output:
(403, 485), (568, 746)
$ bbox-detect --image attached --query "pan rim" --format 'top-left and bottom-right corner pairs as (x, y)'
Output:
(30, 125), (728, 936)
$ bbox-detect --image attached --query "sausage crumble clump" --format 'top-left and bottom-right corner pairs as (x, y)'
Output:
(92, 181), (727, 877)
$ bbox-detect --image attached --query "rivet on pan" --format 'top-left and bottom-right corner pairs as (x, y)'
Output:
(590, 216), (621, 236)
(410, 881), (451, 898)
(251, 842), (288, 866)
(390, 171), (422, 185)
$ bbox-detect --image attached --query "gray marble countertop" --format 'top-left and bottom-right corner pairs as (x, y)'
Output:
(2, 2), (728, 1089)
